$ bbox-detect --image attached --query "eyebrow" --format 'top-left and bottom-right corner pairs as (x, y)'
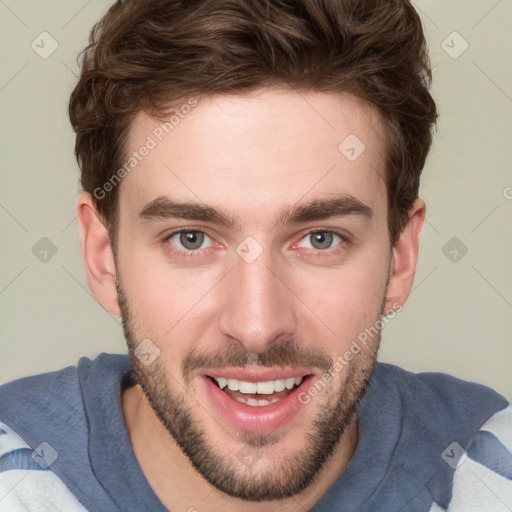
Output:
(137, 194), (373, 228)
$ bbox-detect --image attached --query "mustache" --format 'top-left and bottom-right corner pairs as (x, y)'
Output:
(182, 338), (333, 383)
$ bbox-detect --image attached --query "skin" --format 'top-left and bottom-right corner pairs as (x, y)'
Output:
(76, 88), (425, 511)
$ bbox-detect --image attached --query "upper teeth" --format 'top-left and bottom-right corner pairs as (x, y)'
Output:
(213, 376), (303, 394)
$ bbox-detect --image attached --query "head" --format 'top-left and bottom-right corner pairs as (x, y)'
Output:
(71, 0), (437, 502)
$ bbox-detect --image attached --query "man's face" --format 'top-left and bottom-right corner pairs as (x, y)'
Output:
(114, 89), (392, 500)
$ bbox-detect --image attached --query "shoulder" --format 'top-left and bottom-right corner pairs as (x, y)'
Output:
(0, 360), (85, 451)
(0, 352), (130, 442)
(0, 352), (130, 455)
(440, 401), (512, 511)
(0, 353), (130, 437)
(363, 363), (508, 510)
(0, 353), (130, 413)
(371, 362), (508, 436)
(0, 353), (131, 511)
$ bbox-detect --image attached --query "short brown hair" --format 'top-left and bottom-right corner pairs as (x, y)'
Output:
(69, 0), (437, 245)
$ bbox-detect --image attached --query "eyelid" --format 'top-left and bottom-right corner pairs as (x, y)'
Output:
(162, 226), (215, 240)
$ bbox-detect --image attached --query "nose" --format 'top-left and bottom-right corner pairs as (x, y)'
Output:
(217, 245), (298, 354)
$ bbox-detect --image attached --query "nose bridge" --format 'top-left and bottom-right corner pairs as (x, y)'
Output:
(217, 246), (296, 352)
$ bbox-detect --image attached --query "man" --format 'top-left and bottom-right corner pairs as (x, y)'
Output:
(0, 0), (510, 511)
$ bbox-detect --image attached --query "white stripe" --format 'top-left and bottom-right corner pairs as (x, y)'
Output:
(0, 422), (87, 511)
(0, 470), (87, 511)
(0, 422), (31, 458)
(444, 458), (512, 511)
(480, 402), (512, 453)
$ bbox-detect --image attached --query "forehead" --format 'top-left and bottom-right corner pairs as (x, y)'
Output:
(119, 88), (387, 225)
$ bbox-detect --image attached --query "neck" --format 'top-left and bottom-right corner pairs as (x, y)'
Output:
(122, 383), (358, 512)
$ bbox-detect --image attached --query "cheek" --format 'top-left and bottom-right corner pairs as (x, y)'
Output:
(118, 247), (219, 339)
(292, 255), (388, 352)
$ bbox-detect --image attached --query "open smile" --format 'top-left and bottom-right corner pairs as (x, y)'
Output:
(199, 368), (316, 434)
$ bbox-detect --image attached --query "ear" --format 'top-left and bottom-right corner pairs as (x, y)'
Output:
(384, 198), (426, 313)
(75, 191), (121, 316)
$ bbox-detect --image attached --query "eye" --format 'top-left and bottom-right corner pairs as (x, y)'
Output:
(165, 230), (213, 252)
(297, 230), (345, 251)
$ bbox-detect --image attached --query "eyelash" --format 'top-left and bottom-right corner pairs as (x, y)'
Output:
(161, 228), (348, 259)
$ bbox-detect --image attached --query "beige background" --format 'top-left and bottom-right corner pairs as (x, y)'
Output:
(0, 1), (511, 398)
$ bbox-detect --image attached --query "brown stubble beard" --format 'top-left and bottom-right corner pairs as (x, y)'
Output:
(116, 277), (381, 501)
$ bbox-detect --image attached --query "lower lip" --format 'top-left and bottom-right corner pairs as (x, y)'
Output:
(200, 375), (314, 434)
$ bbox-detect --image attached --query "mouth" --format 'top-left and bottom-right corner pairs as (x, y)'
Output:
(199, 369), (316, 434)
(209, 375), (305, 406)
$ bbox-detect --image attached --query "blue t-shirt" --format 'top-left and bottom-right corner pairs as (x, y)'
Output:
(0, 353), (508, 511)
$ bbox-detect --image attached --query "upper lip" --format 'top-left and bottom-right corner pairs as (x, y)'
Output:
(203, 367), (314, 382)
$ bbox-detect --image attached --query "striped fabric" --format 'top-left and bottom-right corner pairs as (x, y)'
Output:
(430, 402), (512, 512)
(0, 422), (86, 511)
(2, 406), (511, 511)
(0, 353), (509, 512)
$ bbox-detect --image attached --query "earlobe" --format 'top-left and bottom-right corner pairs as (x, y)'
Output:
(384, 199), (426, 313)
(75, 191), (121, 317)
